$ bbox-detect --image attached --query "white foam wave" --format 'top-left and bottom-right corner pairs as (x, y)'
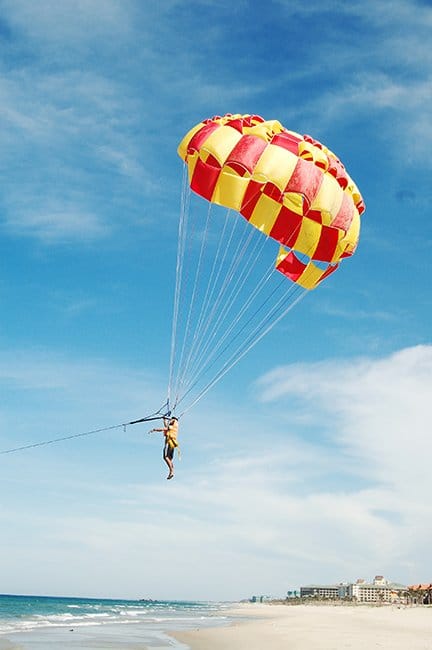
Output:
(0, 601), (229, 637)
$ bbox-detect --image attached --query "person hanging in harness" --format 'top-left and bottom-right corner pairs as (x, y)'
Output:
(150, 416), (179, 480)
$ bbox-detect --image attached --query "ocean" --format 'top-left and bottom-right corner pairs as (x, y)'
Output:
(0, 594), (232, 649)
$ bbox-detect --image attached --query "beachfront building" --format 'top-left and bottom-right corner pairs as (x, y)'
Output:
(300, 576), (407, 603)
(300, 584), (349, 599)
(407, 584), (432, 605)
(250, 595), (272, 603)
(348, 577), (406, 603)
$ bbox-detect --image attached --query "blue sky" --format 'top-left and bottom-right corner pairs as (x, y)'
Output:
(0, 0), (431, 601)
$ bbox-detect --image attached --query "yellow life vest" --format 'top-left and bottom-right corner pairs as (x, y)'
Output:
(166, 420), (179, 449)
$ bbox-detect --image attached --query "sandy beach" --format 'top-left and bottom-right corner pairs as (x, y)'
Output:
(172, 603), (432, 650)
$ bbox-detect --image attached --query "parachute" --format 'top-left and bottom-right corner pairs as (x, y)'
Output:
(167, 114), (365, 415)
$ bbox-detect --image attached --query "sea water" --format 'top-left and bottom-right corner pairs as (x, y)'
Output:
(0, 594), (232, 649)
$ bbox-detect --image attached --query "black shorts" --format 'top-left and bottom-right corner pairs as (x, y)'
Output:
(164, 444), (174, 460)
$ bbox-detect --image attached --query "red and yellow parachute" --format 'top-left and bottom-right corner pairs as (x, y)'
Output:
(168, 114), (365, 414)
(178, 114), (365, 290)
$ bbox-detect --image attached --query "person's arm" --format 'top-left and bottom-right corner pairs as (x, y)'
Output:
(150, 421), (169, 433)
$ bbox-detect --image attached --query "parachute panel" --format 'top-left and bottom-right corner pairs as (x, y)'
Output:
(276, 248), (339, 290)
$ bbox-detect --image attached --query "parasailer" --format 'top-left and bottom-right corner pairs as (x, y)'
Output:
(150, 416), (180, 479)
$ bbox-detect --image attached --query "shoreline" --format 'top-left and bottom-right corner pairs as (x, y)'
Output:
(0, 623), (184, 650)
(170, 603), (432, 650)
(0, 604), (234, 650)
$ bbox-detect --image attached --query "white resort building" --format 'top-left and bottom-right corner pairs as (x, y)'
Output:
(348, 576), (406, 603)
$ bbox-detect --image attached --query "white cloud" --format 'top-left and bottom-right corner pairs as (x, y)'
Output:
(258, 345), (432, 504)
(313, 303), (397, 322)
(276, 0), (432, 34)
(1, 0), (137, 49)
(319, 76), (432, 154)
(0, 38), (162, 245)
(0, 348), (164, 439)
(4, 206), (109, 243)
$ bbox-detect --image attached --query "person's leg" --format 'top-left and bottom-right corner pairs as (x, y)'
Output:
(163, 445), (174, 479)
(165, 456), (174, 478)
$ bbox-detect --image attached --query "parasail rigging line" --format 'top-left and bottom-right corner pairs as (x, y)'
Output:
(169, 180), (306, 409)
(171, 176), (288, 408)
(174, 216), (265, 403)
(173, 205), (322, 413)
(178, 286), (307, 415)
(168, 166), (191, 407)
(171, 199), (213, 400)
(169, 170), (265, 407)
(190, 228), (266, 352)
(174, 206), (240, 393)
(172, 195), (255, 398)
(168, 176), (312, 412)
(181, 229), (324, 403)
(182, 226), (315, 397)
(186, 206), (235, 350)
(181, 237), (278, 392)
(184, 182), (273, 362)
(176, 276), (304, 410)
(0, 403), (171, 456)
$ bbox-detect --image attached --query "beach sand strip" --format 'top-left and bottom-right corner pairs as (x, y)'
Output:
(171, 603), (432, 650)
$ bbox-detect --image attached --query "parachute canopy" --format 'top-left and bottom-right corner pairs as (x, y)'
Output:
(168, 114), (365, 415)
(178, 113), (364, 290)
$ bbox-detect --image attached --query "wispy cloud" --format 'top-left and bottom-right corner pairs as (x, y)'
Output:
(0, 347), (163, 428)
(257, 345), (432, 494)
(269, 0), (432, 156)
(0, 4), (162, 245)
(4, 205), (110, 243)
(1, 0), (137, 50)
(312, 303), (397, 322)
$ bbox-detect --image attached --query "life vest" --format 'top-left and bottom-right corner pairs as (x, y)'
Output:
(166, 420), (179, 449)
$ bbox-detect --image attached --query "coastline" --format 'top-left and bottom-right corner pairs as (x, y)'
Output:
(171, 603), (432, 650)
